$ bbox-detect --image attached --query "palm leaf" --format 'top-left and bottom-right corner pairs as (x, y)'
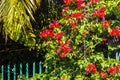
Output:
(0, 0), (41, 44)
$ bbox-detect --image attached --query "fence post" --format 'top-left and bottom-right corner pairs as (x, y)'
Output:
(116, 52), (119, 60)
(45, 63), (48, 73)
(20, 63), (22, 77)
(13, 64), (16, 80)
(7, 65), (10, 80)
(39, 61), (42, 74)
(26, 63), (29, 78)
(33, 62), (35, 77)
(1, 65), (4, 80)
(108, 54), (110, 59)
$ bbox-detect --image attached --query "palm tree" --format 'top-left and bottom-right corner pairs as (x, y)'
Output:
(0, 0), (41, 46)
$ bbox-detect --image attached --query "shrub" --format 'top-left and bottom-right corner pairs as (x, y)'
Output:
(38, 0), (120, 79)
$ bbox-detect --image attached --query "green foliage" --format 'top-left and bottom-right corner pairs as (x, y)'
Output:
(39, 0), (120, 60)
(35, 0), (63, 52)
(0, 0), (41, 48)
(37, 0), (120, 79)
(17, 53), (120, 80)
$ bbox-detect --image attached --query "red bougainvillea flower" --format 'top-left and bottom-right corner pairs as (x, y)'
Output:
(100, 70), (108, 79)
(60, 53), (66, 58)
(107, 67), (116, 75)
(90, 0), (99, 3)
(60, 43), (71, 53)
(107, 66), (120, 75)
(109, 28), (119, 36)
(93, 7), (107, 19)
(114, 66), (120, 72)
(102, 38), (107, 42)
(71, 12), (84, 19)
(92, 11), (98, 16)
(98, 11), (105, 19)
(79, 2), (86, 8)
(102, 21), (111, 28)
(39, 29), (55, 38)
(61, 12), (65, 15)
(56, 49), (61, 54)
(64, 16), (70, 20)
(63, 7), (69, 11)
(61, 43), (71, 52)
(98, 7), (106, 18)
(76, 1), (86, 8)
(64, 0), (72, 5)
(49, 20), (60, 29)
(109, 28), (120, 36)
(71, 23), (78, 28)
(49, 23), (55, 29)
(86, 63), (97, 74)
(57, 42), (71, 58)
(55, 32), (64, 40)
(54, 21), (60, 27)
(99, 7), (107, 12)
(117, 5), (120, 9)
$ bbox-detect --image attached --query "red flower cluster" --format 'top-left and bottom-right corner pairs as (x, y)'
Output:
(100, 70), (108, 79)
(93, 7), (107, 19)
(49, 20), (60, 29)
(117, 5), (120, 9)
(75, 0), (86, 8)
(40, 20), (61, 38)
(64, 0), (72, 5)
(71, 23), (78, 28)
(102, 21), (111, 28)
(64, 16), (70, 20)
(102, 38), (107, 42)
(86, 63), (97, 74)
(85, 64), (120, 78)
(109, 28), (120, 36)
(90, 0), (99, 3)
(55, 32), (64, 40)
(107, 66), (120, 75)
(60, 43), (71, 53)
(114, 66), (120, 71)
(57, 42), (71, 58)
(63, 7), (69, 11)
(71, 12), (84, 19)
(39, 29), (55, 38)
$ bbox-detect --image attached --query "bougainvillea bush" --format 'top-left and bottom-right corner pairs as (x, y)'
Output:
(38, 0), (120, 79)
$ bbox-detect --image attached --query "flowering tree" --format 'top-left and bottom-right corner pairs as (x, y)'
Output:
(38, 0), (120, 79)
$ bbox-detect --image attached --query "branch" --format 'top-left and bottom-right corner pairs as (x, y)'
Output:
(83, 38), (86, 58)
(0, 48), (29, 53)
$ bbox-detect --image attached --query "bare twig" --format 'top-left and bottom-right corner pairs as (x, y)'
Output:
(83, 38), (86, 58)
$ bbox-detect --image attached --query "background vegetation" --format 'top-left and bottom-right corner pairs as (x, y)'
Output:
(0, 0), (63, 64)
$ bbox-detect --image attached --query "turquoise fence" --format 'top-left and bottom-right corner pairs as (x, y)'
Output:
(107, 52), (119, 60)
(0, 61), (47, 80)
(0, 52), (119, 80)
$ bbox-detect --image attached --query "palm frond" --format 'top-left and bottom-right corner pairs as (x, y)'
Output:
(0, 0), (41, 43)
